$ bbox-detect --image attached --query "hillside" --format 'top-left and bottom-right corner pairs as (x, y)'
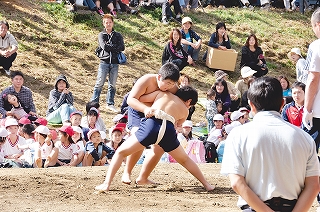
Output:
(0, 0), (315, 126)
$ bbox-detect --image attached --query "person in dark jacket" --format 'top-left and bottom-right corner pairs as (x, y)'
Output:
(162, 28), (192, 71)
(240, 34), (268, 78)
(91, 14), (125, 113)
(46, 75), (76, 124)
(212, 79), (231, 115)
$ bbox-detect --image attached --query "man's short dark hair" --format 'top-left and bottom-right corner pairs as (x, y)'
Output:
(175, 85), (198, 106)
(247, 77), (283, 112)
(10, 71), (24, 79)
(292, 81), (306, 92)
(158, 62), (180, 82)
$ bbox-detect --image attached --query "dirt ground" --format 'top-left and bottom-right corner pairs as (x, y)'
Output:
(0, 163), (319, 212)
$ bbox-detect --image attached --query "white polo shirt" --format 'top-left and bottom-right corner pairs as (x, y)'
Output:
(55, 141), (78, 160)
(221, 111), (320, 207)
(2, 135), (26, 157)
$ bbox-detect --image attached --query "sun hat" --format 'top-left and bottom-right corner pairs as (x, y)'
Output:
(59, 125), (74, 136)
(214, 70), (228, 81)
(5, 118), (18, 128)
(87, 128), (100, 140)
(0, 128), (8, 137)
(182, 120), (193, 128)
(213, 114), (224, 121)
(230, 111), (245, 121)
(241, 66), (257, 78)
(287, 48), (302, 60)
(33, 125), (50, 135)
(19, 117), (31, 125)
(71, 126), (83, 134)
(70, 111), (83, 118)
(34, 117), (48, 126)
(182, 17), (192, 25)
(238, 107), (249, 113)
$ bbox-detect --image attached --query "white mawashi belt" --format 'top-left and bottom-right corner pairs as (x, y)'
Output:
(154, 109), (175, 145)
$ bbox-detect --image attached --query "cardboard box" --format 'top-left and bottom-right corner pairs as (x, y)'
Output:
(206, 47), (238, 72)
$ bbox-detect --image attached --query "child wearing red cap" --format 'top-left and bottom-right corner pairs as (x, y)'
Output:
(44, 125), (78, 167)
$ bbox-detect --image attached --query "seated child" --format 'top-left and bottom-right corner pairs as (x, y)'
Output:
(287, 48), (307, 84)
(0, 128), (8, 163)
(177, 120), (194, 150)
(230, 110), (246, 125)
(81, 101), (106, 132)
(32, 125), (53, 168)
(107, 126), (125, 151)
(3, 93), (37, 121)
(17, 123), (36, 166)
(278, 75), (293, 104)
(44, 125), (78, 167)
(281, 81), (305, 127)
(238, 107), (250, 123)
(205, 89), (217, 132)
(70, 111), (89, 142)
(83, 129), (114, 166)
(71, 126), (86, 166)
(2, 118), (26, 164)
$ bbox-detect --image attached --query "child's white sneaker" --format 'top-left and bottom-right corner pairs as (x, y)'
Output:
(4, 69), (10, 76)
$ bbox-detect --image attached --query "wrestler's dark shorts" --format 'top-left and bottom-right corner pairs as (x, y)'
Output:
(135, 117), (180, 152)
(127, 107), (144, 130)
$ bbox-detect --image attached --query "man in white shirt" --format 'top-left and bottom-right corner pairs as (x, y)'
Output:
(221, 77), (320, 211)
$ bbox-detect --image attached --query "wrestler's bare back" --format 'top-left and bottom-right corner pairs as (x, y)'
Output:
(151, 92), (189, 127)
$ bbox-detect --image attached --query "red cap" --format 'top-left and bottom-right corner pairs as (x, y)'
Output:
(58, 125), (74, 136)
(19, 117), (31, 125)
(112, 127), (123, 133)
(115, 122), (126, 130)
(35, 117), (48, 126)
(49, 129), (58, 141)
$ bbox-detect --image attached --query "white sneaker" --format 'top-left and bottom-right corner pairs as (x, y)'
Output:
(162, 17), (169, 25)
(107, 104), (119, 113)
(4, 70), (10, 76)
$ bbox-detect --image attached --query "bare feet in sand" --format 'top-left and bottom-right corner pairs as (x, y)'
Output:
(35, 158), (42, 168)
(95, 183), (110, 192)
(135, 178), (160, 185)
(205, 184), (215, 192)
(121, 173), (131, 185)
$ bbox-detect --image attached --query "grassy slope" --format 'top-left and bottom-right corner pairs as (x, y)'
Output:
(0, 0), (316, 126)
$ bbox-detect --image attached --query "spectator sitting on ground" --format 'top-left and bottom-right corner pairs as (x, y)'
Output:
(0, 20), (18, 76)
(235, 66), (256, 98)
(70, 111), (90, 142)
(240, 34), (268, 78)
(278, 75), (292, 104)
(239, 77), (255, 110)
(0, 71), (37, 118)
(287, 47), (307, 84)
(81, 106), (107, 132)
(46, 75), (76, 125)
(178, 74), (195, 120)
(162, 28), (193, 71)
(112, 0), (138, 15)
(230, 110), (246, 125)
(212, 79), (231, 115)
(215, 70), (241, 112)
(180, 17), (202, 64)
(203, 22), (231, 61)
(71, 126), (87, 166)
(177, 120), (194, 149)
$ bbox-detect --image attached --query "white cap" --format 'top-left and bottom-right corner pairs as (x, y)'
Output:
(230, 111), (245, 121)
(100, 131), (107, 140)
(5, 118), (18, 128)
(213, 114), (224, 121)
(241, 66), (257, 78)
(287, 48), (302, 60)
(71, 126), (83, 134)
(0, 128), (8, 137)
(34, 125), (50, 135)
(224, 121), (241, 134)
(182, 120), (193, 128)
(182, 17), (192, 25)
(238, 107), (249, 113)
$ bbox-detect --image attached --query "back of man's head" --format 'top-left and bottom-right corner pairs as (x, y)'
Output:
(176, 86), (198, 106)
(158, 62), (180, 82)
(247, 77), (283, 112)
(311, 7), (320, 25)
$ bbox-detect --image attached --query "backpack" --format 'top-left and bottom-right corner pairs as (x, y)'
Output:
(185, 139), (206, 163)
(204, 141), (218, 163)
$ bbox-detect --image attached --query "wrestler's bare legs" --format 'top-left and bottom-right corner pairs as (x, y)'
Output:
(121, 149), (144, 184)
(95, 135), (145, 192)
(135, 144), (164, 185)
(169, 145), (215, 191)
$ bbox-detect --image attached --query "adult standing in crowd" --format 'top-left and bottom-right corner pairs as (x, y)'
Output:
(0, 20), (18, 76)
(91, 14), (125, 113)
(240, 34), (268, 78)
(0, 71), (37, 118)
(222, 77), (320, 211)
